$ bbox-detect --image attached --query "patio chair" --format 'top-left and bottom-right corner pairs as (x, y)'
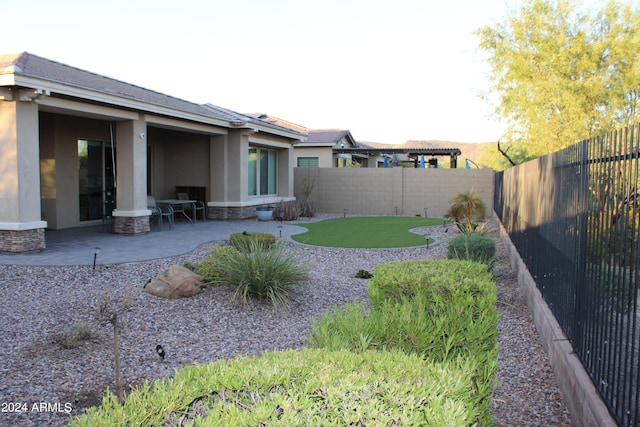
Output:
(147, 195), (174, 230)
(177, 192), (206, 221)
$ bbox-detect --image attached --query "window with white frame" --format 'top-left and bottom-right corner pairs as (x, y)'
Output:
(248, 147), (277, 196)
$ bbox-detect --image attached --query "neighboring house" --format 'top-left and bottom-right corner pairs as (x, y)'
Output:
(301, 129), (366, 168)
(246, 114), (374, 168)
(354, 142), (387, 167)
(0, 52), (305, 253)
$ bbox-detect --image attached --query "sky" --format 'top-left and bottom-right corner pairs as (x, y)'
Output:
(2, 0), (510, 144)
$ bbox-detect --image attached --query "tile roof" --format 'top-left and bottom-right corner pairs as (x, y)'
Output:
(246, 113), (309, 133)
(306, 129), (351, 143)
(0, 52), (304, 138)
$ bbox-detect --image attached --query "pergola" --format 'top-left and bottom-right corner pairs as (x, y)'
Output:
(333, 147), (462, 168)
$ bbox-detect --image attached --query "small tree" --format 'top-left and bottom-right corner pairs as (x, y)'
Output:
(94, 289), (133, 404)
(445, 191), (486, 234)
(299, 177), (317, 217)
(477, 0), (640, 164)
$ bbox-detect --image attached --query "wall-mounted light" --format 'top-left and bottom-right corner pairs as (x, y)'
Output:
(139, 132), (146, 139)
(18, 88), (50, 102)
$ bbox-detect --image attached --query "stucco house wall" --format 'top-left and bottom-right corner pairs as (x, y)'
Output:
(294, 146), (334, 168)
(39, 113), (114, 229)
(0, 52), (305, 252)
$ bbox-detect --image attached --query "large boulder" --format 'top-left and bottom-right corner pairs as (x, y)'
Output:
(144, 264), (205, 299)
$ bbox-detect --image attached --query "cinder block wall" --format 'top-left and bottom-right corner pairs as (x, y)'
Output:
(294, 168), (494, 218)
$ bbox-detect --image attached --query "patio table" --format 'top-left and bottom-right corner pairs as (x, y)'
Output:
(156, 199), (198, 224)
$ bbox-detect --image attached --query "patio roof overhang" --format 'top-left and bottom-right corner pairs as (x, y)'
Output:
(334, 147), (463, 167)
(334, 147), (462, 157)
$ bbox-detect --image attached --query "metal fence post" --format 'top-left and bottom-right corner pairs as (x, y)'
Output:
(573, 139), (589, 354)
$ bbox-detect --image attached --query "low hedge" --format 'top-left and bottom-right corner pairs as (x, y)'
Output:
(311, 259), (498, 362)
(309, 259), (498, 425)
(367, 259), (495, 308)
(71, 349), (486, 426)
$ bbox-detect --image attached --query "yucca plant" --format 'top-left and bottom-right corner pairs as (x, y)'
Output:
(206, 241), (308, 309)
(445, 191), (486, 233)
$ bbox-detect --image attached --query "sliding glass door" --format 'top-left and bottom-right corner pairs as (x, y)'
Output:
(78, 140), (116, 222)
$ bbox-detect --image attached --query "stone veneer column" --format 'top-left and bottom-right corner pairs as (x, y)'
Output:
(112, 119), (151, 234)
(0, 98), (47, 252)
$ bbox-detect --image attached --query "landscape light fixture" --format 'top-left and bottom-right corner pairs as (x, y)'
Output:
(93, 247), (101, 271)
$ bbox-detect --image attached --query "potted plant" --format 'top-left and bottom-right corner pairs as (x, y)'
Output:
(256, 205), (275, 221)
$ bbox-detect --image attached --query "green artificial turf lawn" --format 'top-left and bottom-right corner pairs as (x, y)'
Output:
(291, 216), (445, 248)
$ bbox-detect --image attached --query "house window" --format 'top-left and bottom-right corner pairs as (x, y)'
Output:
(297, 157), (319, 168)
(248, 147), (277, 196)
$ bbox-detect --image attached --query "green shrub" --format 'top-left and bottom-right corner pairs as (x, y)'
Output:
(309, 259), (498, 423)
(447, 233), (496, 269)
(197, 245), (239, 283)
(71, 349), (491, 427)
(311, 260), (498, 363)
(368, 259), (495, 308)
(207, 241), (307, 308)
(229, 231), (276, 251)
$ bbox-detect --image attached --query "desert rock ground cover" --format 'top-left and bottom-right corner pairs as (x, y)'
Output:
(0, 217), (571, 426)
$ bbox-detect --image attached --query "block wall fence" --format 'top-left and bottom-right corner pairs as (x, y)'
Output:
(294, 167), (494, 218)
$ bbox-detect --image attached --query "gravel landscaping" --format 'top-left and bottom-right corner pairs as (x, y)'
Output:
(0, 218), (572, 426)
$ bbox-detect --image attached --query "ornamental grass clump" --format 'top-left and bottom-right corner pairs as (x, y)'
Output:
(229, 231), (276, 251)
(201, 241), (307, 309)
(197, 245), (238, 282)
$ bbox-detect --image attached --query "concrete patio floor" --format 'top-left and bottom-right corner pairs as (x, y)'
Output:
(0, 219), (309, 266)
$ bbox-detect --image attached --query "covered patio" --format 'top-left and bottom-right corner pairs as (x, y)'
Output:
(333, 147), (463, 168)
(0, 52), (305, 253)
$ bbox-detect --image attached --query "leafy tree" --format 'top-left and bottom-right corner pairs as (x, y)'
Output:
(477, 0), (640, 166)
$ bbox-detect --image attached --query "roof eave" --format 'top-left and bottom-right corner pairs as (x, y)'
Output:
(294, 142), (336, 147)
(6, 74), (236, 128)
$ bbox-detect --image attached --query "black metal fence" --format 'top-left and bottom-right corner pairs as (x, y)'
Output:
(495, 124), (640, 426)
